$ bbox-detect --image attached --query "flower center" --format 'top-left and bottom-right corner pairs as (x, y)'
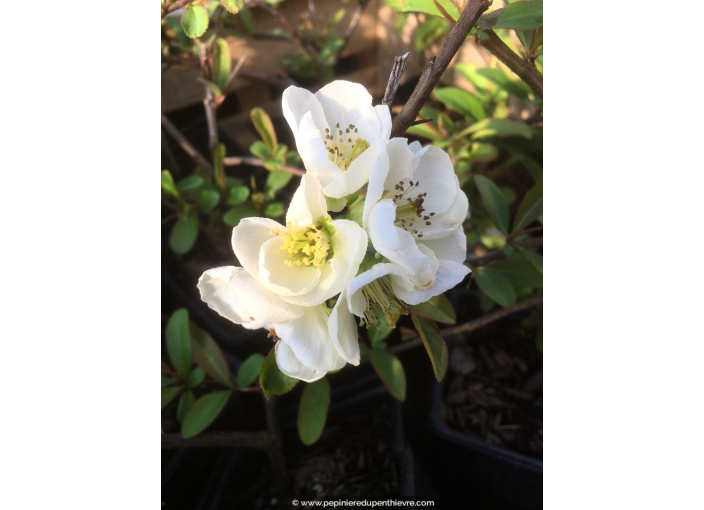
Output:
(324, 123), (370, 171)
(359, 276), (408, 328)
(382, 180), (435, 239)
(273, 217), (335, 268)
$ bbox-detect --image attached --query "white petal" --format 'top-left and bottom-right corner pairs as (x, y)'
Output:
(274, 306), (347, 373)
(418, 226), (467, 263)
(368, 199), (434, 286)
(198, 266), (303, 329)
(329, 290), (360, 365)
(347, 262), (410, 316)
(410, 145), (457, 215)
(278, 219), (367, 306)
(390, 259), (471, 305)
(286, 174), (328, 228)
(295, 112), (341, 187)
(414, 176), (468, 240)
(375, 104), (392, 140)
(315, 81), (380, 142)
(408, 140), (423, 153)
(282, 86), (329, 142)
(275, 341), (326, 383)
(321, 140), (387, 199)
(231, 217), (282, 280)
(259, 237), (321, 297)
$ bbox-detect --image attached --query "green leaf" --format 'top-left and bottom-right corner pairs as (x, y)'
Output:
(401, 0), (460, 19)
(455, 63), (491, 96)
(181, 390), (232, 438)
(251, 108), (277, 154)
(415, 16), (449, 50)
(474, 175), (510, 235)
(259, 348), (298, 399)
(166, 309), (192, 377)
(477, 9), (503, 29)
(297, 378), (331, 445)
(227, 185), (250, 206)
(460, 118), (532, 140)
(170, 211), (199, 254)
(198, 190), (220, 211)
(188, 367), (206, 388)
(214, 144), (227, 190)
(181, 6), (209, 39)
(161, 170), (179, 197)
(176, 175), (204, 193)
(197, 77), (223, 98)
(406, 121), (442, 141)
(487, 259), (542, 288)
(221, 0), (245, 15)
(407, 294), (456, 324)
(512, 176), (543, 233)
(433, 87), (485, 121)
(265, 202), (284, 218)
(411, 315), (448, 381)
(162, 386), (183, 410)
(190, 321), (233, 387)
(266, 171), (293, 197)
(236, 353), (266, 387)
(369, 350), (406, 402)
(318, 37), (344, 67)
(476, 68), (531, 100)
(474, 268), (517, 307)
(249, 140), (271, 160)
(161, 375), (177, 388)
(493, 1), (543, 30)
(176, 390), (196, 423)
(223, 204), (259, 226)
(212, 38), (232, 91)
(516, 246), (543, 275)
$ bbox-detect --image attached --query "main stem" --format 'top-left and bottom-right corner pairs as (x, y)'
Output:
(478, 30), (543, 99)
(390, 0), (489, 137)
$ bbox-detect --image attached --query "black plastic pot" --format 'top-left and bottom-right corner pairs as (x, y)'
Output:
(423, 379), (542, 510)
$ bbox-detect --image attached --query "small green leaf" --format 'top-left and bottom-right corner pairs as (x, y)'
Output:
(487, 259), (542, 289)
(214, 144), (227, 190)
(181, 390), (232, 438)
(162, 386), (183, 410)
(407, 294), (456, 324)
(433, 87), (485, 121)
(197, 77), (223, 98)
(161, 170), (179, 197)
(176, 390), (196, 423)
(223, 204), (259, 226)
(411, 316), (448, 381)
(516, 246), (543, 275)
(249, 140), (271, 160)
(493, 1), (543, 30)
(460, 119), (532, 140)
(369, 350), (406, 402)
(176, 175), (204, 193)
(236, 353), (266, 387)
(251, 108), (277, 154)
(161, 375), (177, 388)
(474, 268), (516, 307)
(190, 322), (233, 387)
(513, 176), (543, 233)
(297, 378), (331, 445)
(212, 38), (232, 91)
(170, 211), (199, 254)
(265, 202), (284, 218)
(166, 309), (192, 377)
(198, 190), (220, 211)
(181, 6), (209, 39)
(477, 9), (503, 29)
(221, 0), (245, 15)
(406, 121), (442, 141)
(266, 171), (293, 196)
(259, 348), (298, 399)
(401, 0), (460, 19)
(474, 175), (510, 235)
(188, 367), (206, 388)
(476, 68), (531, 100)
(227, 185), (250, 206)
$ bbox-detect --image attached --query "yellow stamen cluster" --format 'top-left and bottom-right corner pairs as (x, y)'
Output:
(273, 219), (335, 268)
(324, 123), (370, 170)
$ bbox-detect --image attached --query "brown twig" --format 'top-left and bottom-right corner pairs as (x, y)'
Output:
(223, 156), (305, 177)
(465, 237), (543, 266)
(382, 52), (410, 107)
(388, 295), (543, 356)
(161, 0), (189, 19)
(390, 0), (489, 137)
(161, 431), (271, 449)
(199, 42), (220, 157)
(222, 54), (248, 95)
(476, 30), (543, 99)
(263, 395), (291, 495)
(433, 0), (457, 24)
(161, 113), (213, 173)
(338, 0), (369, 57)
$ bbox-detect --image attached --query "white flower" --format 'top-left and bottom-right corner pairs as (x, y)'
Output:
(231, 174), (367, 307)
(282, 80), (392, 204)
(362, 141), (471, 304)
(198, 266), (351, 382)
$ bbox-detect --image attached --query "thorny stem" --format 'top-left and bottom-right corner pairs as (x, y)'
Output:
(161, 113), (213, 173)
(476, 30), (543, 100)
(390, 0), (489, 137)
